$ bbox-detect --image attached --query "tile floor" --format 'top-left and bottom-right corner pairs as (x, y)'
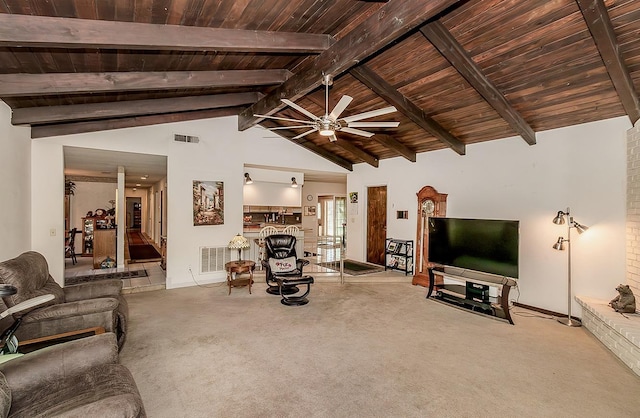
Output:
(64, 257), (166, 293)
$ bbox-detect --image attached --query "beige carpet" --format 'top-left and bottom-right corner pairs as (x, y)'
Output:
(119, 282), (640, 417)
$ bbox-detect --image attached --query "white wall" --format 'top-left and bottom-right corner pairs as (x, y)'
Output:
(29, 116), (347, 287)
(0, 102), (31, 260)
(347, 116), (630, 316)
(22, 109), (628, 316)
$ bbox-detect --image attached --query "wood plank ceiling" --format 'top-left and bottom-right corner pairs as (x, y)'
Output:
(1, 0), (640, 171)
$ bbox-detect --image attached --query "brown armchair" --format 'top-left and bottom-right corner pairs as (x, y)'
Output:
(0, 251), (128, 349)
(0, 332), (145, 417)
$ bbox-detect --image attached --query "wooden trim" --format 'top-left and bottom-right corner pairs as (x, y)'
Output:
(238, 0), (463, 131)
(13, 93), (262, 125)
(0, 14), (333, 53)
(260, 120), (353, 171)
(372, 134), (416, 162)
(420, 21), (536, 146)
(19, 326), (105, 347)
(512, 302), (581, 322)
(350, 65), (466, 155)
(31, 108), (242, 138)
(333, 138), (379, 167)
(0, 70), (291, 97)
(576, 0), (640, 124)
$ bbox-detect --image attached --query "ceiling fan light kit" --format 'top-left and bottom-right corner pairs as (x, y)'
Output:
(257, 74), (399, 142)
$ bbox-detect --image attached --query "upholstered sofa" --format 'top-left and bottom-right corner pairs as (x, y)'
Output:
(0, 251), (128, 349)
(0, 332), (145, 417)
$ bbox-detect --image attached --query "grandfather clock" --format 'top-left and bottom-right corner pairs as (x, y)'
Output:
(412, 186), (447, 287)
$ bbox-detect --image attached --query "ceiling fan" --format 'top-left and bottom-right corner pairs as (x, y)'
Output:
(255, 74), (398, 142)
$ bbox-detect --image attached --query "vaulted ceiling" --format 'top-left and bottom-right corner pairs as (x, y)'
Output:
(2, 0), (640, 171)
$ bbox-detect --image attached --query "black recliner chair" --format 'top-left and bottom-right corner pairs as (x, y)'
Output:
(262, 234), (314, 305)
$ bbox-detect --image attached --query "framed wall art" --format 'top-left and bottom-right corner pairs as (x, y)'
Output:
(193, 180), (224, 226)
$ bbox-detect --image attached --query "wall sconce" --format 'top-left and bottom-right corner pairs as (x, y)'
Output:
(291, 177), (298, 188)
(552, 207), (589, 327)
(244, 173), (253, 185)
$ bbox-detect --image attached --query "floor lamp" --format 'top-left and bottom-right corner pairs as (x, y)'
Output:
(552, 207), (588, 327)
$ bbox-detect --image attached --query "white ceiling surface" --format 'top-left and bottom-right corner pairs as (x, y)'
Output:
(63, 147), (346, 188)
(63, 147), (167, 188)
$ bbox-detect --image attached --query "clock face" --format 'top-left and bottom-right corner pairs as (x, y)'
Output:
(421, 199), (435, 216)
(306, 194), (313, 201)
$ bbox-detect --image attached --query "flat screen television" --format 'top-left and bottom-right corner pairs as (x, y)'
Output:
(428, 217), (519, 279)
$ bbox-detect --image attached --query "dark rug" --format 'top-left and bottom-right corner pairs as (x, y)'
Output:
(129, 244), (162, 261)
(316, 259), (384, 275)
(127, 229), (147, 246)
(66, 269), (148, 286)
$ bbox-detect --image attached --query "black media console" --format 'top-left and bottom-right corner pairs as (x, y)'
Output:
(427, 266), (517, 324)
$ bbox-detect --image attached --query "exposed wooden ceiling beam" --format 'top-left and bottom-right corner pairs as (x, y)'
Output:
(238, 0), (462, 131)
(576, 0), (640, 124)
(260, 121), (353, 171)
(12, 93), (261, 125)
(30, 108), (243, 139)
(333, 138), (379, 167)
(0, 14), (333, 53)
(420, 21), (536, 146)
(350, 65), (465, 155)
(0, 70), (290, 97)
(372, 134), (417, 162)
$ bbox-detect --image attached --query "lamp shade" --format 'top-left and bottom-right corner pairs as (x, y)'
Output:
(552, 236), (565, 251)
(228, 234), (250, 250)
(574, 222), (589, 234)
(552, 211), (566, 225)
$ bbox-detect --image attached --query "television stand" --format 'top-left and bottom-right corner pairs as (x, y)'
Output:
(427, 266), (517, 324)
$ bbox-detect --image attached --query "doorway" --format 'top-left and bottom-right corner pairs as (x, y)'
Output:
(366, 186), (387, 265)
(126, 197), (142, 230)
(317, 195), (346, 244)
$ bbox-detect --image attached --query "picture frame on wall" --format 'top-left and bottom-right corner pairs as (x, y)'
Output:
(304, 206), (316, 216)
(193, 180), (224, 226)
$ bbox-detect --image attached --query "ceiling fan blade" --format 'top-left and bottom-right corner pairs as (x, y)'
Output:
(340, 106), (397, 123)
(292, 128), (318, 140)
(254, 114), (315, 124)
(340, 127), (375, 138)
(282, 99), (320, 121)
(329, 95), (353, 120)
(347, 121), (400, 128)
(268, 125), (317, 130)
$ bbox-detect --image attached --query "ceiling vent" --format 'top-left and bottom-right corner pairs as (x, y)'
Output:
(174, 134), (199, 143)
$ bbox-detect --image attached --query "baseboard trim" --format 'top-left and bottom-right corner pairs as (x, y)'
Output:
(513, 302), (581, 322)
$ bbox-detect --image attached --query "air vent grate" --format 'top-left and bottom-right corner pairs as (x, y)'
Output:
(174, 134), (200, 143)
(200, 246), (230, 273)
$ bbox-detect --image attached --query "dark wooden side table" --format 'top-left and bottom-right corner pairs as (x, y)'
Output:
(225, 260), (256, 295)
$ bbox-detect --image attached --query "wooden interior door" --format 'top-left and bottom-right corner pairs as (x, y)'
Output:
(367, 186), (387, 265)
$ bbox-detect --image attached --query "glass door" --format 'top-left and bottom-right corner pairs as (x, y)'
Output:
(318, 195), (346, 244)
